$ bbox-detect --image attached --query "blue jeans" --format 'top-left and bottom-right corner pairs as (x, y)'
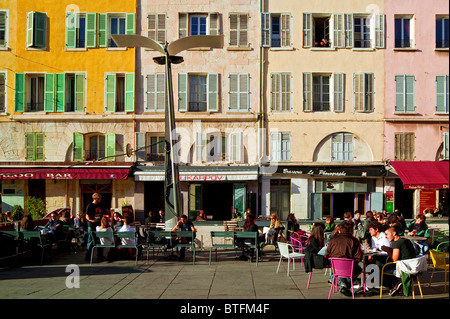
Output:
(329, 264), (362, 289)
(415, 240), (429, 256)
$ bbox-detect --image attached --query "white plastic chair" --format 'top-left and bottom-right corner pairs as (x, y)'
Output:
(276, 242), (305, 276)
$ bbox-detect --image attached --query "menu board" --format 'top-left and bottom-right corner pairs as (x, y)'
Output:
(419, 191), (436, 214)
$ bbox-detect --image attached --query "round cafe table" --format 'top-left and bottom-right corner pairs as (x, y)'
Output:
(401, 235), (428, 242)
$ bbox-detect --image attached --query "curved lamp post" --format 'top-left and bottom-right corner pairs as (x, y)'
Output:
(111, 34), (224, 229)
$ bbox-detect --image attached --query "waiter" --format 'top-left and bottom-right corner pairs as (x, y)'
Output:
(85, 193), (106, 261)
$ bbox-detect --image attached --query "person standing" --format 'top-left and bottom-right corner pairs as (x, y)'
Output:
(85, 193), (105, 261)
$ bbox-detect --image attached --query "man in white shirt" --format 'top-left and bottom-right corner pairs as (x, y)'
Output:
(118, 217), (136, 246)
(367, 221), (391, 265)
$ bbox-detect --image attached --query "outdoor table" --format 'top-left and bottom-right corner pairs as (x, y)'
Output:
(361, 249), (388, 295)
(401, 235), (428, 243)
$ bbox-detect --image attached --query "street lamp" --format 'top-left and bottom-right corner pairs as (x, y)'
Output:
(111, 34), (224, 229)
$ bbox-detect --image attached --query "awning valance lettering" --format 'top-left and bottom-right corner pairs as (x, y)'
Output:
(0, 168), (130, 180)
(390, 161), (449, 189)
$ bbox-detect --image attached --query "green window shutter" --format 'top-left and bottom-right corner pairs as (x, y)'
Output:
(405, 75), (415, 112)
(86, 13), (97, 48)
(26, 12), (34, 47)
(15, 73), (25, 112)
(334, 73), (344, 112)
(375, 14), (385, 49)
(179, 13), (188, 38)
(105, 133), (116, 161)
(34, 12), (46, 48)
(333, 14), (344, 48)
(44, 73), (55, 112)
(136, 132), (146, 162)
(25, 133), (36, 160)
(55, 73), (65, 112)
(178, 73), (187, 111)
(125, 72), (135, 112)
(105, 74), (116, 112)
(303, 13), (312, 48)
(303, 73), (312, 112)
(395, 75), (405, 112)
(261, 12), (271, 47)
(0, 73), (5, 112)
(75, 73), (85, 112)
(126, 13), (135, 35)
(345, 13), (353, 48)
(35, 132), (44, 161)
(208, 73), (219, 112)
(98, 13), (108, 48)
(436, 75), (449, 113)
(66, 12), (77, 49)
(73, 132), (84, 161)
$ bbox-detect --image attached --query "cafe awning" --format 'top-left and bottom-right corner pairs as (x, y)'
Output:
(390, 161), (449, 189)
(0, 167), (130, 180)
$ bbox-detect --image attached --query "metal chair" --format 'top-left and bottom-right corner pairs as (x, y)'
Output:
(21, 230), (52, 265)
(209, 231), (235, 265)
(146, 230), (172, 263)
(276, 242), (305, 276)
(116, 231), (141, 265)
(89, 231), (116, 265)
(429, 249), (449, 292)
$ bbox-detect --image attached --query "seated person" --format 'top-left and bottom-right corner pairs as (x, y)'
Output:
(196, 210), (208, 221)
(304, 223), (328, 273)
(367, 221), (391, 266)
(265, 213), (285, 244)
(96, 217), (114, 261)
(43, 212), (64, 244)
(236, 214), (263, 261)
(171, 214), (196, 261)
(117, 217), (138, 260)
(387, 213), (404, 236)
(406, 214), (430, 256)
(381, 226), (417, 296)
(286, 213), (299, 241)
(324, 216), (335, 233)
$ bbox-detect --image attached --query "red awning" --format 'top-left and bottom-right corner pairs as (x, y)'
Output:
(0, 168), (130, 180)
(390, 161), (449, 189)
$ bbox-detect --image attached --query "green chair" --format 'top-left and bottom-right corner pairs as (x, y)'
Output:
(90, 231), (116, 265)
(209, 231), (235, 265)
(21, 230), (52, 265)
(174, 231), (196, 264)
(146, 230), (173, 263)
(235, 231), (259, 266)
(116, 231), (141, 265)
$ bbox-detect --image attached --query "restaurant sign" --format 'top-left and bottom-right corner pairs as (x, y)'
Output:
(268, 165), (386, 177)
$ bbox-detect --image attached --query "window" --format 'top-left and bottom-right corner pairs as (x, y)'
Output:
(262, 13), (291, 48)
(395, 16), (413, 48)
(73, 132), (116, 162)
(179, 13), (219, 38)
(436, 17), (449, 49)
(196, 132), (228, 163)
(0, 10), (8, 48)
(148, 13), (166, 45)
(354, 73), (375, 112)
(303, 73), (344, 112)
(436, 75), (449, 114)
(135, 133), (165, 162)
(98, 13), (135, 48)
(332, 133), (353, 162)
(28, 75), (45, 112)
(271, 132), (291, 162)
(25, 132), (45, 161)
(178, 73), (219, 112)
(105, 73), (135, 112)
(0, 72), (5, 113)
(66, 12), (96, 49)
(303, 13), (384, 49)
(395, 132), (415, 161)
(26, 11), (47, 49)
(229, 73), (250, 111)
(229, 13), (249, 47)
(395, 75), (415, 112)
(443, 132), (449, 160)
(146, 73), (165, 112)
(271, 72), (291, 112)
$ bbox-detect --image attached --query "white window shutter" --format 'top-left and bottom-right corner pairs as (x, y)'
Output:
(333, 73), (344, 112)
(179, 13), (188, 38)
(261, 12), (271, 47)
(354, 72), (364, 112)
(375, 14), (385, 49)
(333, 14), (344, 48)
(345, 13), (353, 48)
(208, 73), (219, 112)
(303, 13), (312, 48)
(303, 73), (313, 112)
(281, 13), (291, 47)
(209, 13), (220, 35)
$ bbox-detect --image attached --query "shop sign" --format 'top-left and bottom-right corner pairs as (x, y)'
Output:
(180, 175), (225, 181)
(281, 168), (347, 177)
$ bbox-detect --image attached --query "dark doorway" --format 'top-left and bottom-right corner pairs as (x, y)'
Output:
(28, 179), (46, 201)
(333, 193), (355, 219)
(144, 182), (165, 218)
(394, 179), (414, 219)
(202, 183), (233, 220)
(80, 184), (112, 215)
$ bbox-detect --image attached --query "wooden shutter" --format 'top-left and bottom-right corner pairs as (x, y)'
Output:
(333, 14), (344, 48)
(136, 132), (146, 162)
(395, 75), (405, 112)
(239, 73), (250, 111)
(405, 75), (415, 112)
(230, 132), (243, 163)
(66, 12), (77, 49)
(179, 13), (188, 38)
(208, 73), (219, 112)
(303, 73), (313, 112)
(126, 13), (135, 35)
(44, 73), (55, 112)
(281, 73), (291, 111)
(157, 14), (166, 44)
(178, 73), (188, 111)
(395, 132), (415, 161)
(239, 14), (248, 47)
(55, 73), (65, 112)
(146, 74), (156, 111)
(26, 12), (34, 47)
(73, 132), (84, 161)
(229, 74), (238, 110)
(229, 14), (239, 46)
(148, 14), (157, 40)
(436, 75), (449, 113)
(444, 132), (449, 160)
(35, 132), (44, 161)
(209, 13), (219, 36)
(25, 133), (36, 160)
(271, 73), (280, 111)
(148, 14), (166, 43)
(125, 72), (135, 112)
(375, 14), (385, 49)
(34, 12), (46, 48)
(0, 11), (7, 48)
(281, 13), (291, 47)
(105, 133), (116, 161)
(15, 73), (25, 112)
(345, 13), (353, 48)
(98, 13), (108, 48)
(303, 13), (312, 48)
(261, 12), (271, 47)
(105, 74), (116, 112)
(281, 133), (291, 161)
(271, 132), (281, 161)
(86, 13), (97, 48)
(196, 132), (206, 162)
(0, 73), (5, 112)
(333, 73), (344, 112)
(354, 72), (364, 112)
(74, 73), (85, 112)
